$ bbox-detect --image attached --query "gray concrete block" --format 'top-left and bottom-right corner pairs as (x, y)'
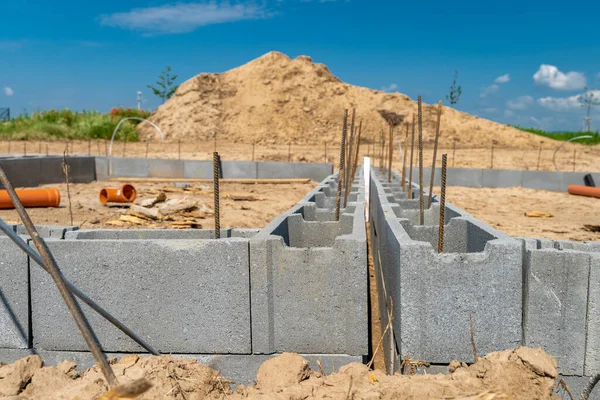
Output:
(561, 172), (589, 191)
(64, 228), (257, 240)
(482, 169), (524, 188)
(523, 249), (590, 375)
(293, 163), (333, 182)
(32, 239), (252, 354)
(522, 170), (563, 191)
(0, 157), (43, 188)
(250, 204), (368, 356)
(147, 159), (184, 178)
(15, 225), (77, 239)
(257, 161), (294, 179)
(95, 157), (109, 181)
(183, 160), (213, 179)
(585, 253), (600, 376)
(447, 168), (483, 188)
(0, 238), (30, 349)
(221, 161), (258, 179)
(108, 157), (148, 177)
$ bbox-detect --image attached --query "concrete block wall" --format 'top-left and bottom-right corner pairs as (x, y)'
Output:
(372, 167), (600, 398)
(0, 169), (368, 384)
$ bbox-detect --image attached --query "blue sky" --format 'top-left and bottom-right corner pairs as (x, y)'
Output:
(1, 0), (599, 131)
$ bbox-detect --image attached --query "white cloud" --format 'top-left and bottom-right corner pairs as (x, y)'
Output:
(537, 95), (580, 111)
(494, 74), (510, 84)
(506, 95), (534, 110)
(480, 84), (499, 98)
(99, 2), (270, 34)
(504, 110), (515, 118)
(3, 87), (13, 96)
(533, 64), (586, 90)
(381, 83), (398, 92)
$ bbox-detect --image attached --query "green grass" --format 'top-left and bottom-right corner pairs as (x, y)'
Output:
(512, 125), (600, 145)
(0, 107), (152, 141)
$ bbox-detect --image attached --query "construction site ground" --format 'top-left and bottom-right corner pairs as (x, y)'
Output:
(438, 185), (600, 242)
(0, 180), (317, 230)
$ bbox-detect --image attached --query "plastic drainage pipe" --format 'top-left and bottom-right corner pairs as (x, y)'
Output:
(99, 184), (137, 205)
(0, 188), (61, 209)
(568, 185), (600, 199)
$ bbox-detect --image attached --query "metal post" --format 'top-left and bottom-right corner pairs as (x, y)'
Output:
(537, 142), (543, 170)
(387, 125), (393, 182)
(401, 122), (409, 191)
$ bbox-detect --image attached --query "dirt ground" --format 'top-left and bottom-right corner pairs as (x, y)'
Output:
(438, 185), (600, 242)
(0, 180), (317, 230)
(0, 348), (565, 399)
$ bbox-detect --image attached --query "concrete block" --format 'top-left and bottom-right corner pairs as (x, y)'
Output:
(108, 157), (148, 178)
(147, 159), (184, 178)
(523, 249), (590, 375)
(482, 169), (524, 188)
(522, 170), (563, 191)
(95, 157), (109, 181)
(585, 253), (600, 376)
(446, 168), (484, 188)
(561, 172), (589, 191)
(221, 161), (258, 179)
(250, 204), (368, 356)
(64, 228), (256, 240)
(32, 239), (251, 354)
(15, 225), (76, 239)
(293, 163), (333, 182)
(183, 160), (213, 179)
(0, 157), (42, 188)
(257, 161), (294, 179)
(0, 238), (30, 348)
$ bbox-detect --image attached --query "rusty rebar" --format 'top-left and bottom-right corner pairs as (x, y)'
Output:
(345, 109), (356, 202)
(418, 96), (424, 225)
(213, 152), (221, 239)
(387, 125), (394, 182)
(401, 122), (409, 191)
(23, 142), (26, 156)
(335, 109), (348, 221)
(347, 120), (363, 202)
(408, 115), (415, 198)
(0, 166), (119, 388)
(45, 144), (49, 156)
(39, 141), (42, 154)
(428, 100), (443, 208)
(0, 217), (158, 356)
(537, 142), (542, 170)
(438, 154), (447, 253)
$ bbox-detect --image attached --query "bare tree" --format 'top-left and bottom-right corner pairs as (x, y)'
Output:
(446, 70), (462, 106)
(578, 87), (600, 132)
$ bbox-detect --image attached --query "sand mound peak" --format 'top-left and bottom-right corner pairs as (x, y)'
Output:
(139, 51), (555, 148)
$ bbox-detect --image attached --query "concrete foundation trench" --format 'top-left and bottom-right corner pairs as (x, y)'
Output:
(0, 155), (599, 398)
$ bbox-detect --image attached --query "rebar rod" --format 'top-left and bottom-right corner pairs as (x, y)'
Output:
(213, 152), (221, 239)
(418, 96), (424, 225)
(335, 110), (348, 221)
(347, 120), (363, 202)
(438, 154), (447, 253)
(387, 125), (393, 182)
(408, 115), (415, 198)
(401, 122), (409, 191)
(345, 109), (356, 204)
(428, 100), (443, 208)
(0, 218), (159, 355)
(0, 166), (118, 388)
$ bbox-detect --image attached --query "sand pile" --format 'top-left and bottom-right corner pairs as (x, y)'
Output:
(139, 51), (555, 149)
(0, 347), (563, 399)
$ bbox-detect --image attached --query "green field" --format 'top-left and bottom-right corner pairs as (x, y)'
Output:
(512, 125), (600, 145)
(0, 108), (151, 141)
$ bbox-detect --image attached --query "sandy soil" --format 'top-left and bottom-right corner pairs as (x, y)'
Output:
(0, 349), (563, 399)
(438, 186), (600, 242)
(0, 180), (317, 230)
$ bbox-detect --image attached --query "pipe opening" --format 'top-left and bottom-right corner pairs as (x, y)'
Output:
(99, 189), (109, 205)
(121, 184), (137, 202)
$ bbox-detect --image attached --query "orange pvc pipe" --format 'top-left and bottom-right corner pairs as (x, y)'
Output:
(568, 185), (600, 199)
(99, 184), (137, 205)
(0, 188), (61, 209)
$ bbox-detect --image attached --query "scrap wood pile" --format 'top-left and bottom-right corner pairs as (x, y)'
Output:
(105, 185), (264, 229)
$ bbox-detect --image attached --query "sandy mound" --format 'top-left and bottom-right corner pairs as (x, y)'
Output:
(139, 51), (556, 149)
(0, 347), (562, 399)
